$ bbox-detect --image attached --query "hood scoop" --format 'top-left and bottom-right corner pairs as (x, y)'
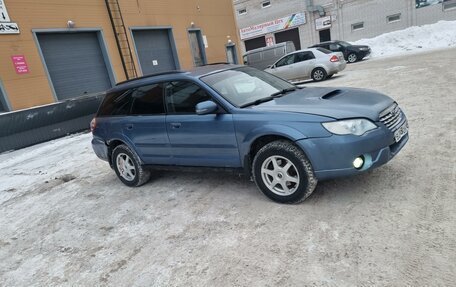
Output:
(321, 89), (343, 100)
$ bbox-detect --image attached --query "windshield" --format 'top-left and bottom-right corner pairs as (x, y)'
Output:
(338, 41), (352, 47)
(201, 67), (295, 107)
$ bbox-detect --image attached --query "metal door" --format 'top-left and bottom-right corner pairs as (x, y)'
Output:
(132, 29), (177, 75)
(37, 32), (112, 100)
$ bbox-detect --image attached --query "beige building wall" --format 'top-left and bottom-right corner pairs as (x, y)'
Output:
(0, 0), (241, 111)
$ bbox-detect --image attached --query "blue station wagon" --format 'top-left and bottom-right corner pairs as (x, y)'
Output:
(91, 64), (408, 203)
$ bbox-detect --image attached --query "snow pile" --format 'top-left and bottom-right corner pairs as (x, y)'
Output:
(352, 20), (456, 58)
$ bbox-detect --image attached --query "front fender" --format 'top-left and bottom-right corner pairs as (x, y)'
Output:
(239, 124), (307, 165)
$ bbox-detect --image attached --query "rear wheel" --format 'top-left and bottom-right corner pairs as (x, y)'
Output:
(112, 144), (150, 187)
(347, 53), (358, 63)
(252, 140), (317, 203)
(311, 68), (327, 82)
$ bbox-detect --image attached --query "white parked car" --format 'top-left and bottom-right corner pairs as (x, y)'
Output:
(264, 48), (346, 83)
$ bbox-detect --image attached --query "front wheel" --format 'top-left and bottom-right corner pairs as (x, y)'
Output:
(252, 140), (318, 203)
(112, 144), (150, 187)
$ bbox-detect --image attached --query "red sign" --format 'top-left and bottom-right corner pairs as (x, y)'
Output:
(11, 55), (29, 74)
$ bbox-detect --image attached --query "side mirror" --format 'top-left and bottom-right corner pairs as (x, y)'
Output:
(196, 100), (218, 115)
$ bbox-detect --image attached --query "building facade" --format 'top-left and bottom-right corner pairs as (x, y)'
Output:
(0, 0), (241, 112)
(234, 0), (456, 53)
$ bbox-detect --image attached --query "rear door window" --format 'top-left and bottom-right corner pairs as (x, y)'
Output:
(294, 51), (315, 63)
(130, 84), (165, 115)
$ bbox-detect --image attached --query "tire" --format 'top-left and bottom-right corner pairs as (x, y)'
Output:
(112, 144), (150, 187)
(311, 68), (327, 82)
(252, 140), (318, 204)
(347, 53), (358, 63)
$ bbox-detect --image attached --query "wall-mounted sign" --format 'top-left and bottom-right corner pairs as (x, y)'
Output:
(12, 55), (29, 74)
(0, 0), (11, 22)
(0, 22), (19, 34)
(315, 16), (332, 31)
(240, 13), (306, 40)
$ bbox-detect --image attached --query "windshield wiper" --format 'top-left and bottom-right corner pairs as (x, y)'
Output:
(240, 87), (297, 108)
(269, 87), (297, 98)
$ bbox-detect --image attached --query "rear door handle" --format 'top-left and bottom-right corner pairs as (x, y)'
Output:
(170, 122), (181, 129)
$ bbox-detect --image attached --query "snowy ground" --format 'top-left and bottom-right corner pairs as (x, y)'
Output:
(1, 48), (456, 286)
(353, 20), (456, 58)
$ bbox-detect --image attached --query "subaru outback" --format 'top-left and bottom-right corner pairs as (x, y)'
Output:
(91, 64), (408, 203)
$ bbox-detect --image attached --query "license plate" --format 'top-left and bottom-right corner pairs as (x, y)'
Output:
(394, 121), (408, 142)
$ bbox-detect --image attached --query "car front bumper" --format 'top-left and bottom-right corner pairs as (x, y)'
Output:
(296, 120), (408, 181)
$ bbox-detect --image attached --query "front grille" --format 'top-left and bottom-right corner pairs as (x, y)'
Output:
(379, 103), (403, 130)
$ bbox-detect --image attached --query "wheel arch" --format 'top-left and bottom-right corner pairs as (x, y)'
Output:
(241, 125), (308, 174)
(106, 137), (141, 167)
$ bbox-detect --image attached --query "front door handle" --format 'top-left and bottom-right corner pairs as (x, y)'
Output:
(170, 122), (182, 129)
(125, 124), (134, 130)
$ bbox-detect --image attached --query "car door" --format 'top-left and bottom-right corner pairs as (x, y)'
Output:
(121, 83), (172, 165)
(123, 84), (171, 164)
(164, 80), (240, 167)
(269, 54), (296, 80)
(287, 51), (317, 80)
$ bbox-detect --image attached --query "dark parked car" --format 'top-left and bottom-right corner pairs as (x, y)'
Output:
(91, 64), (408, 204)
(310, 40), (371, 63)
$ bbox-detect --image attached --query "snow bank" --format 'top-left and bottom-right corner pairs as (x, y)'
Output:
(352, 20), (456, 58)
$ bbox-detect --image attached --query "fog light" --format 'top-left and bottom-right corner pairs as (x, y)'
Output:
(353, 156), (364, 169)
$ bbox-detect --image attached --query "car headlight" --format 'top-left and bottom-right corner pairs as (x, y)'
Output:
(322, 119), (377, 136)
(359, 47), (369, 51)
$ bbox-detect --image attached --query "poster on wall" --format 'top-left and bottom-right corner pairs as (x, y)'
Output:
(240, 13), (306, 40)
(415, 0), (443, 8)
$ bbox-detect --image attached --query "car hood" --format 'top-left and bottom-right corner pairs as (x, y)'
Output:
(251, 87), (394, 121)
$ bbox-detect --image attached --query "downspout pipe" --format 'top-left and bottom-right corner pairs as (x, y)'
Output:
(306, 0), (326, 16)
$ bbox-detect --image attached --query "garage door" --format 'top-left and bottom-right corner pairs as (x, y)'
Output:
(132, 29), (177, 75)
(37, 32), (112, 101)
(244, 36), (266, 52)
(275, 28), (301, 50)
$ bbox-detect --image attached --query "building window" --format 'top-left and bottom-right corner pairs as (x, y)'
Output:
(387, 13), (401, 23)
(238, 8), (247, 15)
(351, 22), (364, 31)
(443, 0), (456, 10)
(261, 1), (271, 8)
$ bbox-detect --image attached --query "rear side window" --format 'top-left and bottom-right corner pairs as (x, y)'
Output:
(165, 81), (211, 114)
(316, 48), (332, 54)
(97, 90), (133, 116)
(130, 84), (165, 115)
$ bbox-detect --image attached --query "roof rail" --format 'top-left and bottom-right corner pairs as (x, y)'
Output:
(203, 62), (230, 66)
(115, 70), (186, 86)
